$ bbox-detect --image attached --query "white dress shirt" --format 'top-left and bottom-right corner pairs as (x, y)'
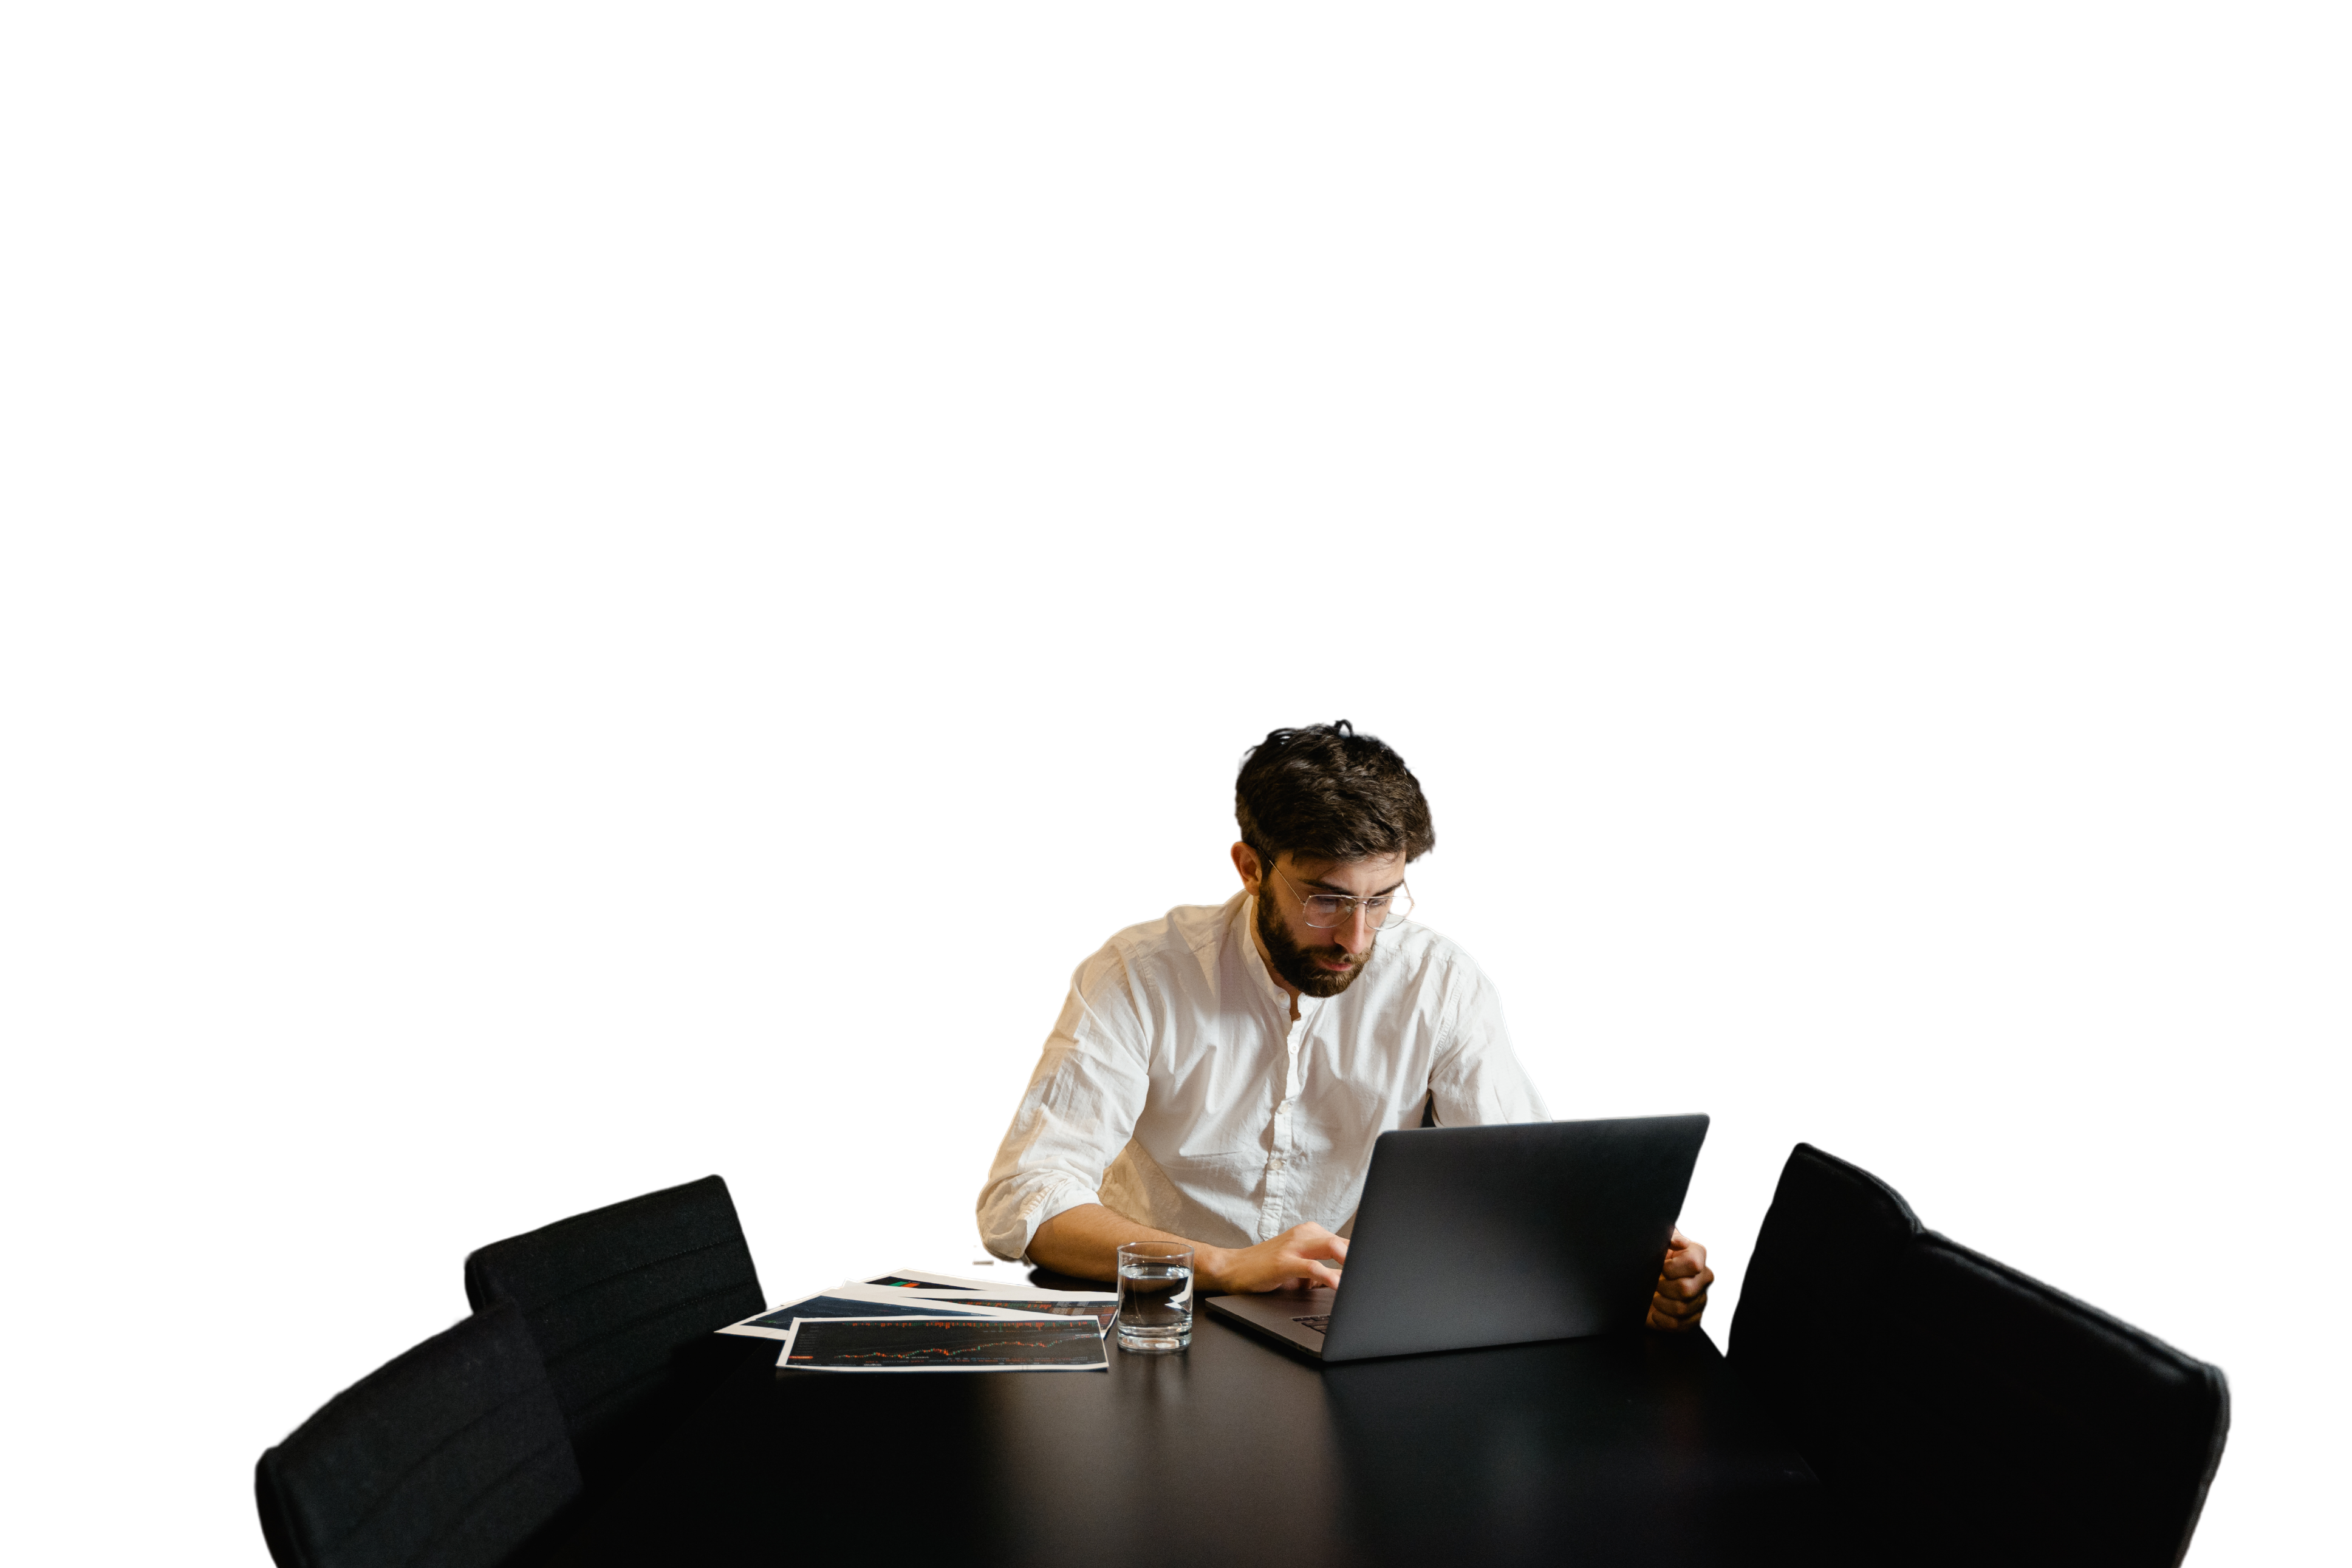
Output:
(977, 891), (1549, 1261)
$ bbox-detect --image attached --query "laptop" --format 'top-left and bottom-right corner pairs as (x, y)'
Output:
(1203, 1114), (1708, 1362)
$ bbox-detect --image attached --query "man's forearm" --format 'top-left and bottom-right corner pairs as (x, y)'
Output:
(1029, 1203), (1229, 1288)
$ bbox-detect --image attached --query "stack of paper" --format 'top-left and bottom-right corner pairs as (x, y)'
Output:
(717, 1268), (1118, 1372)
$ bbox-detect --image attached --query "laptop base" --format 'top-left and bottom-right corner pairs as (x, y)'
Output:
(1203, 1286), (1335, 1357)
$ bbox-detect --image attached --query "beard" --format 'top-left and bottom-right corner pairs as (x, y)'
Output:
(1256, 886), (1373, 998)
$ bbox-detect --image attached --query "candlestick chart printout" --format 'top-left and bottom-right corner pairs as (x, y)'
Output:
(861, 1267), (1022, 1292)
(721, 1292), (1001, 1336)
(938, 1298), (1118, 1333)
(781, 1316), (1109, 1372)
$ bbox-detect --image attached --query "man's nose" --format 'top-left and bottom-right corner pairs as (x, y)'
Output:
(1336, 905), (1373, 953)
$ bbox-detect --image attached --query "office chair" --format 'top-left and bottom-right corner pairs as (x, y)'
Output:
(1731, 1133), (1929, 1439)
(1891, 1232), (2220, 1561)
(255, 1301), (582, 1568)
(463, 1174), (765, 1490)
(1728, 1144), (2229, 1567)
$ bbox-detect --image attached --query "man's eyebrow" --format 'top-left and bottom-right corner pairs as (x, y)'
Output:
(1303, 875), (1407, 896)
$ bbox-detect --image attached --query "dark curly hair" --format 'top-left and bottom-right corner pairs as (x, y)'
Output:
(1234, 720), (1435, 869)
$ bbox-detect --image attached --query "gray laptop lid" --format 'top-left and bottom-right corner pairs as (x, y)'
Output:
(1318, 1114), (1709, 1362)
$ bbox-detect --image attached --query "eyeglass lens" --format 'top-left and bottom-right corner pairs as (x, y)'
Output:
(1299, 891), (1410, 929)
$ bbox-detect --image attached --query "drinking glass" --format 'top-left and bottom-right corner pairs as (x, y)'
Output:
(1115, 1242), (1194, 1353)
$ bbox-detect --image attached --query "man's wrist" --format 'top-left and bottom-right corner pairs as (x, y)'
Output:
(1194, 1245), (1231, 1292)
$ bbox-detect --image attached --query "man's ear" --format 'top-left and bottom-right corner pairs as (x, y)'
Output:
(1231, 842), (1266, 895)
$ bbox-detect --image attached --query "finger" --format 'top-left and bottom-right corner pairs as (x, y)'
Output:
(1652, 1282), (1709, 1311)
(1648, 1298), (1698, 1328)
(1291, 1261), (1342, 1290)
(1658, 1252), (1703, 1279)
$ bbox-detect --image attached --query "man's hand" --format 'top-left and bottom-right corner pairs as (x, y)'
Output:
(1646, 1227), (1714, 1332)
(1201, 1222), (1349, 1294)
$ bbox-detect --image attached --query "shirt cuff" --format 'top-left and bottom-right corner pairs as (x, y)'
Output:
(993, 1175), (1102, 1264)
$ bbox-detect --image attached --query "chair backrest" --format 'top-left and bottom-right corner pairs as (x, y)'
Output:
(463, 1174), (764, 1489)
(1728, 1144), (2229, 1567)
(1740, 1133), (1919, 1457)
(256, 1301), (582, 1568)
(1891, 1232), (2220, 1561)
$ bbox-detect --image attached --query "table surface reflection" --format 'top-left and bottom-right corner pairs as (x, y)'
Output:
(543, 1309), (1824, 1567)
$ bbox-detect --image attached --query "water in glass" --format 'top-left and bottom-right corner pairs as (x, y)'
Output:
(1116, 1254), (1193, 1352)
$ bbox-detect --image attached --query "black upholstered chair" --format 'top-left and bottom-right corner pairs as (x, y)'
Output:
(1729, 1144), (2229, 1567)
(1721, 1142), (1919, 1448)
(255, 1301), (582, 1568)
(463, 1174), (765, 1490)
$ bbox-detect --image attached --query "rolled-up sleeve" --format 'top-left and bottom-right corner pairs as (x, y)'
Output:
(976, 946), (1153, 1261)
(1427, 956), (1549, 1127)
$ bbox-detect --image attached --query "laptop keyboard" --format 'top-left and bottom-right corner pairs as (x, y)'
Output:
(1292, 1315), (1332, 1334)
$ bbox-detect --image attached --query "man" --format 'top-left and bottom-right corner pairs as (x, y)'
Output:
(977, 721), (1713, 1330)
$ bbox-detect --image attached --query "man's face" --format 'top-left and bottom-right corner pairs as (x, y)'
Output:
(1243, 848), (1409, 998)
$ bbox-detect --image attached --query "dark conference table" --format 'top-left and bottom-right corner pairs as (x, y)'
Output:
(544, 1294), (1828, 1567)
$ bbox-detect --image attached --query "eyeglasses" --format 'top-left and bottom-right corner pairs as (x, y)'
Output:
(1271, 866), (1414, 930)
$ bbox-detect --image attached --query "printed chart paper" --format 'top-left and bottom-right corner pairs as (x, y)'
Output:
(862, 1269), (1115, 1303)
(716, 1286), (1061, 1342)
(827, 1278), (1120, 1335)
(864, 1279), (1120, 1335)
(908, 1295), (1117, 1334)
(864, 1271), (988, 1290)
(778, 1315), (1109, 1372)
